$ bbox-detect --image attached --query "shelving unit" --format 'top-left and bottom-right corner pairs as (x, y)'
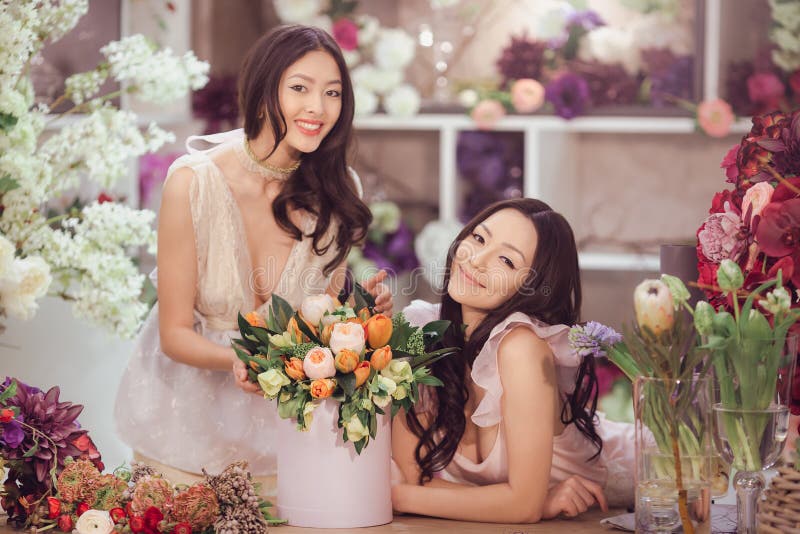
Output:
(354, 0), (748, 272)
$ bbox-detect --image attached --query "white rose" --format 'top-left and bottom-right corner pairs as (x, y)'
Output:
(329, 322), (365, 356)
(354, 85), (379, 116)
(0, 235), (15, 279)
(0, 256), (52, 321)
(345, 414), (369, 442)
(384, 84), (420, 117)
(300, 294), (336, 326)
(273, 0), (322, 23)
(578, 26), (640, 76)
(372, 392), (392, 408)
(74, 509), (114, 534)
(373, 29), (416, 71)
(302, 346), (336, 379)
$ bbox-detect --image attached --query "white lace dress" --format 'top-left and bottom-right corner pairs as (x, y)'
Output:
(114, 130), (354, 477)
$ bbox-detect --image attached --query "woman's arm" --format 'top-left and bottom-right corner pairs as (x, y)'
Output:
(392, 327), (573, 523)
(325, 262), (393, 315)
(157, 167), (238, 371)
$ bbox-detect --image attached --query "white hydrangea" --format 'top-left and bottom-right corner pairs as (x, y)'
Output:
(578, 26), (641, 76)
(351, 64), (402, 95)
(384, 84), (421, 117)
(64, 68), (108, 105)
(373, 29), (416, 71)
(273, 0), (323, 23)
(354, 86), (379, 116)
(101, 36), (209, 104)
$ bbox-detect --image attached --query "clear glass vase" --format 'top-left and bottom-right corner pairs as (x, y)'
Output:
(710, 333), (797, 534)
(634, 376), (713, 534)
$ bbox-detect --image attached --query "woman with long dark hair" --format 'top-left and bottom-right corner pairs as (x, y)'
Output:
(392, 198), (634, 522)
(114, 25), (391, 495)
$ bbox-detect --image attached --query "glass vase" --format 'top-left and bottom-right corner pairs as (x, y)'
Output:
(634, 376), (713, 534)
(711, 334), (797, 534)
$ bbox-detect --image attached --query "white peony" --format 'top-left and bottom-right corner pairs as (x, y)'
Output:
(300, 294), (336, 326)
(272, 0), (323, 23)
(578, 26), (640, 76)
(384, 84), (420, 117)
(414, 219), (463, 289)
(373, 29), (416, 71)
(74, 509), (114, 534)
(328, 321), (365, 356)
(354, 85), (379, 116)
(302, 346), (337, 379)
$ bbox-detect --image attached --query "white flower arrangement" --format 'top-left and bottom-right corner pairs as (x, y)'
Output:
(272, 1), (420, 117)
(0, 0), (209, 337)
(769, 0), (800, 72)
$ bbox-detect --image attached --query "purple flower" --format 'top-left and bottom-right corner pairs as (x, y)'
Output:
(1, 418), (25, 449)
(545, 73), (591, 119)
(568, 321), (622, 358)
(566, 10), (605, 32)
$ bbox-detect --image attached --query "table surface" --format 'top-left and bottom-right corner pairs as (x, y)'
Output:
(2, 509), (621, 533)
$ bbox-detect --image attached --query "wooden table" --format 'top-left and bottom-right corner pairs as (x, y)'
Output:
(2, 509), (622, 533)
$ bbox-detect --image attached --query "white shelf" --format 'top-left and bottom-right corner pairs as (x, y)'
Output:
(578, 252), (660, 272)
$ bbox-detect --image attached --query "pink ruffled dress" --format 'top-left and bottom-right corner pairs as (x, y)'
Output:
(401, 300), (636, 507)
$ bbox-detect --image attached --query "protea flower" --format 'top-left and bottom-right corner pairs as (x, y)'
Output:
(2, 380), (86, 485)
(171, 483), (220, 530)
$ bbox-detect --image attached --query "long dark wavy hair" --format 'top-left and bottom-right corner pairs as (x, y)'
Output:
(406, 198), (602, 483)
(238, 25), (370, 275)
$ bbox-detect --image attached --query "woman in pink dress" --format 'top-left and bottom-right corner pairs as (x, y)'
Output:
(392, 198), (635, 523)
(114, 25), (391, 494)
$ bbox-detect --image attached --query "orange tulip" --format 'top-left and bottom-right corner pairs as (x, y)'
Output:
(364, 314), (393, 349)
(357, 307), (372, 323)
(310, 378), (336, 399)
(245, 311), (267, 328)
(370, 345), (393, 371)
(320, 323), (335, 345)
(334, 348), (360, 373)
(354, 361), (371, 388)
(288, 316), (317, 342)
(284, 357), (306, 381)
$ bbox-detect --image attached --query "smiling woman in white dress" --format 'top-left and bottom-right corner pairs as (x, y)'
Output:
(114, 25), (391, 495)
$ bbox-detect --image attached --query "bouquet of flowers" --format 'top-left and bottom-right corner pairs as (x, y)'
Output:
(234, 285), (455, 454)
(0, 377), (280, 533)
(569, 275), (712, 533)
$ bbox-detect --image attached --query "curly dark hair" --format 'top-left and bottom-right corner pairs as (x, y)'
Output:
(405, 198), (602, 484)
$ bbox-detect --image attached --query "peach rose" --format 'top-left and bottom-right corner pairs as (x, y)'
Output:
(697, 99), (734, 138)
(310, 378), (336, 399)
(510, 78), (545, 113)
(370, 345), (393, 371)
(329, 321), (365, 355)
(285, 357), (306, 381)
(244, 311), (267, 328)
(470, 99), (505, 130)
(364, 313), (393, 349)
(302, 347), (336, 379)
(741, 182), (774, 219)
(334, 348), (360, 373)
(354, 361), (371, 388)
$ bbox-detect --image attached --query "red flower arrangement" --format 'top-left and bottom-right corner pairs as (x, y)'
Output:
(696, 108), (800, 409)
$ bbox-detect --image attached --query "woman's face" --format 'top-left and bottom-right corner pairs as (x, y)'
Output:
(275, 49), (343, 155)
(447, 208), (538, 312)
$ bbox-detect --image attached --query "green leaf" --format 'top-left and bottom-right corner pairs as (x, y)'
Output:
(353, 438), (366, 455)
(232, 344), (254, 364)
(338, 371), (356, 396)
(369, 411), (377, 439)
(271, 294), (295, 331)
(422, 320), (451, 340)
(294, 313), (322, 344)
(23, 442), (39, 458)
(0, 379), (18, 403)
(353, 282), (376, 312)
(0, 112), (18, 132)
(390, 403), (400, 418)
(415, 374), (443, 387)
(278, 395), (302, 419)
(0, 174), (20, 194)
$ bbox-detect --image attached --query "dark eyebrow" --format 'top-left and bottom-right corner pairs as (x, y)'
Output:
(479, 223), (527, 263)
(288, 73), (342, 85)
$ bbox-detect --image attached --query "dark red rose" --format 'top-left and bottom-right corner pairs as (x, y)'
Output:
(144, 506), (164, 534)
(57, 514), (73, 532)
(109, 507), (126, 523)
(47, 497), (61, 519)
(129, 515), (145, 533)
(710, 189), (734, 213)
